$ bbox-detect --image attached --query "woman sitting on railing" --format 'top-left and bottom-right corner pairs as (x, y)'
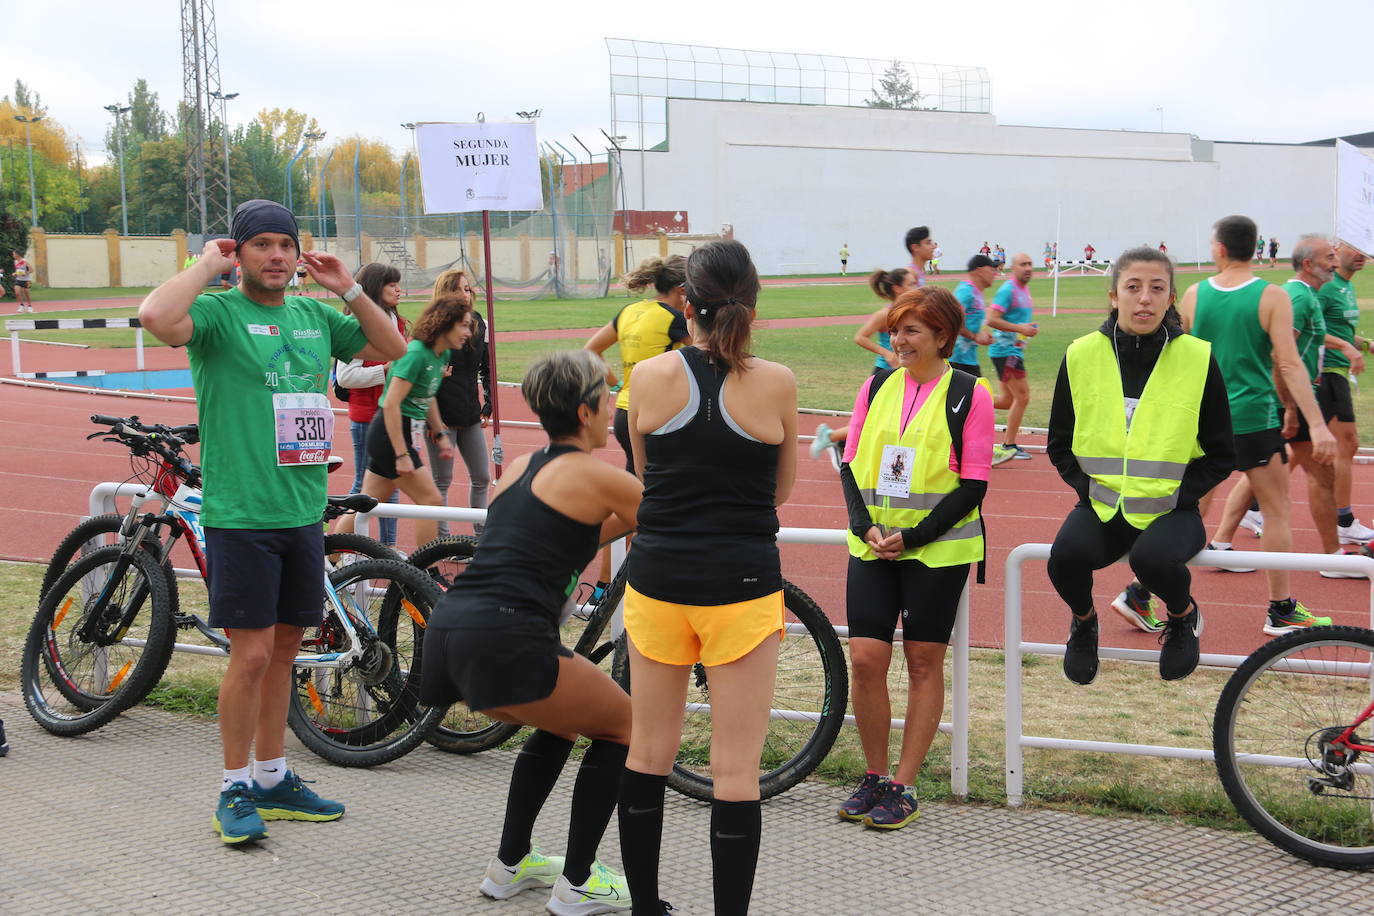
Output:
(834, 285), (994, 830)
(1046, 246), (1234, 685)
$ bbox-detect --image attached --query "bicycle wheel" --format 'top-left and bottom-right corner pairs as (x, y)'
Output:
(406, 535), (524, 754)
(323, 531), (401, 569)
(1214, 626), (1374, 869)
(22, 545), (176, 736)
(287, 558), (446, 767)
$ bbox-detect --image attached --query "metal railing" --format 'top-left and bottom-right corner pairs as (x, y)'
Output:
(1003, 543), (1374, 806)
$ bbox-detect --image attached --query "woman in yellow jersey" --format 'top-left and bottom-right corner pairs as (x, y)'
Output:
(583, 256), (691, 597)
(835, 286), (994, 830)
(1047, 247), (1233, 685)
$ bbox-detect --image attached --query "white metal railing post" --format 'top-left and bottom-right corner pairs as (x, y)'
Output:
(9, 328), (20, 376)
(951, 583), (970, 798)
(1004, 543), (1036, 806)
(135, 326), (145, 370)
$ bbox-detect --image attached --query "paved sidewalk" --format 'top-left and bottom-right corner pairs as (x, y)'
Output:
(1, 695), (1365, 914)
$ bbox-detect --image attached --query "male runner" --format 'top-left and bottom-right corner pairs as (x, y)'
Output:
(1182, 216), (1335, 634)
(904, 226), (935, 285)
(950, 254), (996, 377)
(139, 199), (407, 844)
(985, 252), (1038, 461)
(839, 243), (850, 276)
(1319, 241), (1372, 540)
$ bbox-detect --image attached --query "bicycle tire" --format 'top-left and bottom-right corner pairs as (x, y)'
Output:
(406, 535), (524, 754)
(41, 513), (175, 601)
(1213, 625), (1374, 869)
(323, 532), (401, 567)
(286, 557), (446, 768)
(22, 545), (176, 736)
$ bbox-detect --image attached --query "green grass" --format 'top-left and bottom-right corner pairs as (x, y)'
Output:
(23, 286), (157, 301)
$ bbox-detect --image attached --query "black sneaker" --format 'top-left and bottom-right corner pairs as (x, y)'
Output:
(1159, 602), (1203, 681)
(0, 719), (8, 757)
(1063, 613), (1099, 685)
(836, 772), (888, 821)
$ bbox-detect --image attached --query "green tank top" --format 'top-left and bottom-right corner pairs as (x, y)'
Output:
(1191, 277), (1276, 435)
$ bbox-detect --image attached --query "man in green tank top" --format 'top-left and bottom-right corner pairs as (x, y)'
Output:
(1318, 242), (1371, 542)
(1180, 215), (1335, 635)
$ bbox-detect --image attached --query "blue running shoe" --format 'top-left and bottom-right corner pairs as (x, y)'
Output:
(863, 782), (919, 830)
(214, 782), (267, 844)
(252, 771), (345, 822)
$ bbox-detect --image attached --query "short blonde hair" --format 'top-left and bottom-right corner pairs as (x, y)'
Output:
(522, 349), (607, 437)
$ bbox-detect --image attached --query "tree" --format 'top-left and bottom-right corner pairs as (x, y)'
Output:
(6, 79), (47, 117)
(865, 62), (923, 110)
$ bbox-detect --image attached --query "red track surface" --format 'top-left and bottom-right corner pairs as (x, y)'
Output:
(4, 371), (1373, 663)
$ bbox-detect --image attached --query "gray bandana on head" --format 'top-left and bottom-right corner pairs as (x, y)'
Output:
(230, 199), (300, 253)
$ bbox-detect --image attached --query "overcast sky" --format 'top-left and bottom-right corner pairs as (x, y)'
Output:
(10, 0), (1372, 168)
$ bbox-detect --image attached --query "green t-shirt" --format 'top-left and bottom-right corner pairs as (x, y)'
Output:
(380, 338), (447, 420)
(1190, 276), (1276, 435)
(1285, 278), (1326, 382)
(186, 288), (369, 529)
(1319, 273), (1359, 374)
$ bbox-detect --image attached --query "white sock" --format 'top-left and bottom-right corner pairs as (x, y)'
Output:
(253, 756), (288, 789)
(222, 766), (252, 792)
(1211, 541), (1231, 550)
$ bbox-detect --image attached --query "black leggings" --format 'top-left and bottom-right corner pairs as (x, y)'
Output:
(1047, 505), (1205, 617)
(845, 555), (969, 644)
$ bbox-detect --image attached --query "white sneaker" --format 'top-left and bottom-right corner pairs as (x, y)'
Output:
(1322, 546), (1374, 579)
(1239, 509), (1264, 538)
(480, 847), (565, 900)
(1337, 519), (1374, 545)
(546, 862), (632, 915)
(1208, 542), (1255, 573)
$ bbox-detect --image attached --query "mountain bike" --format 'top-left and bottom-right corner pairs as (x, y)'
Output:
(407, 534), (849, 800)
(23, 415), (441, 767)
(1213, 625), (1374, 869)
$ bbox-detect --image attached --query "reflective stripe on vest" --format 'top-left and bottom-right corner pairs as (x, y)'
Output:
(845, 368), (984, 566)
(1066, 331), (1209, 530)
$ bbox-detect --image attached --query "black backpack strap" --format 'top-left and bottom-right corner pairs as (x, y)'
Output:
(865, 367), (898, 410)
(943, 369), (987, 584)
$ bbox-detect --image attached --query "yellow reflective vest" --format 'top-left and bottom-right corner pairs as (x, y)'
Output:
(1066, 331), (1209, 529)
(846, 368), (985, 566)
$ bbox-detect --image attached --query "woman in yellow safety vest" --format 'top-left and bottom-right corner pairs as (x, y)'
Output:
(835, 285), (994, 830)
(1047, 246), (1234, 685)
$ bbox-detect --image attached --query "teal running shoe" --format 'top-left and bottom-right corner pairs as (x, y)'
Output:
(252, 771), (344, 822)
(213, 782), (267, 844)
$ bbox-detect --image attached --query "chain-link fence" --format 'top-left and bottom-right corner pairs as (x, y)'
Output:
(321, 146), (616, 299)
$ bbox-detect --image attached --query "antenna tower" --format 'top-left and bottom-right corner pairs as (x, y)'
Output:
(181, 0), (230, 235)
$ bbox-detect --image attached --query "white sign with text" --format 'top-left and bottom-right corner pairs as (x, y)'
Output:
(415, 121), (542, 213)
(1336, 139), (1374, 256)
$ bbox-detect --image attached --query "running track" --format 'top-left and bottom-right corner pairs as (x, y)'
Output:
(4, 369), (1373, 663)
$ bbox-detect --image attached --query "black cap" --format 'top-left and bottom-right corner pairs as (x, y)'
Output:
(967, 254), (996, 271)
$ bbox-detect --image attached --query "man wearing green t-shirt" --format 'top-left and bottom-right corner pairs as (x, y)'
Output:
(1180, 215), (1335, 635)
(140, 200), (406, 845)
(1319, 242), (1371, 542)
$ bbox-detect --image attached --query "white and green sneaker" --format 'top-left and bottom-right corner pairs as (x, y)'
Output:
(1263, 602), (1334, 636)
(546, 861), (632, 915)
(479, 845), (565, 900)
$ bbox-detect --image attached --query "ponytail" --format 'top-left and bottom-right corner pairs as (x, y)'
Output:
(868, 267), (913, 302)
(684, 240), (761, 374)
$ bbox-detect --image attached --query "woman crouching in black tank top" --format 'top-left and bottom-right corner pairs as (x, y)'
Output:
(420, 350), (642, 914)
(617, 240), (798, 916)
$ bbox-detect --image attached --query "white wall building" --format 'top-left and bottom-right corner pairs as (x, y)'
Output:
(618, 98), (1341, 275)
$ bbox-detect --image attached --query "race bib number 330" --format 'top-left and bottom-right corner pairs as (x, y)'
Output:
(273, 393), (334, 466)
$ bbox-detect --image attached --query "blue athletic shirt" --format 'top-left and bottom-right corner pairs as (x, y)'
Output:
(988, 279), (1033, 359)
(951, 281), (986, 366)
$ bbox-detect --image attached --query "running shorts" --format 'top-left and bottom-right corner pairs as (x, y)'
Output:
(845, 555), (969, 645)
(992, 354), (1026, 381)
(623, 584), (784, 667)
(1318, 372), (1356, 424)
(420, 620), (574, 711)
(1234, 426), (1286, 471)
(205, 524), (325, 629)
(365, 412), (427, 478)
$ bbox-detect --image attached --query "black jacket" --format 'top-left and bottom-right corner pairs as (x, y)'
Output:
(433, 312), (492, 429)
(1046, 315), (1235, 510)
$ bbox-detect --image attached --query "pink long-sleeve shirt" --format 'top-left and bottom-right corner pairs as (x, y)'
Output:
(842, 369), (994, 481)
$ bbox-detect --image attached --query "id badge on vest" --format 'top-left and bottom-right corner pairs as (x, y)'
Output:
(1124, 396), (1140, 430)
(876, 444), (916, 499)
(273, 392), (333, 465)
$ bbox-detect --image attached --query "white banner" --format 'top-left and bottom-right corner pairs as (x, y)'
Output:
(414, 121), (542, 213)
(1336, 139), (1374, 256)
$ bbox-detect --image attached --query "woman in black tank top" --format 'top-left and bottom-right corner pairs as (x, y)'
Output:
(616, 241), (798, 916)
(420, 350), (643, 913)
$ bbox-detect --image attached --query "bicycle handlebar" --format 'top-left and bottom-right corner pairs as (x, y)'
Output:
(88, 414), (202, 485)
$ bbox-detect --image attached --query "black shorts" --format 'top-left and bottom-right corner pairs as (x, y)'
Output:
(205, 524), (325, 629)
(845, 554), (969, 645)
(1318, 372), (1356, 423)
(1235, 426), (1287, 471)
(949, 361), (981, 377)
(991, 354), (1026, 381)
(612, 407), (634, 473)
(365, 412), (426, 478)
(15, 280), (29, 288)
(420, 621), (574, 711)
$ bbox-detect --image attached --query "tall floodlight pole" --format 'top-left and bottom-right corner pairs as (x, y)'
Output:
(13, 114), (43, 228)
(209, 90), (238, 219)
(103, 105), (131, 236)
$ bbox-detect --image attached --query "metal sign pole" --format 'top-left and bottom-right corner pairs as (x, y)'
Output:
(482, 209), (503, 479)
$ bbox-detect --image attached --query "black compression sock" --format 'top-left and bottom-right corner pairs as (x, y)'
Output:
(1338, 509), (1355, 528)
(1269, 597), (1297, 616)
(710, 799), (762, 916)
(563, 739), (629, 887)
(497, 730), (574, 867)
(618, 768), (667, 915)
